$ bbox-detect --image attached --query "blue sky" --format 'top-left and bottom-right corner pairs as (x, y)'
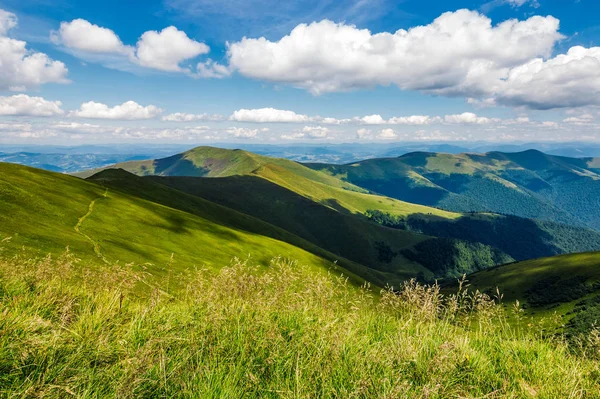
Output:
(0, 0), (599, 144)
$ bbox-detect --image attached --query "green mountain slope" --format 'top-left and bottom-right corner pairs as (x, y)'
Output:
(456, 252), (600, 336)
(76, 146), (600, 280)
(77, 146), (460, 220)
(0, 163), (368, 288)
(125, 172), (506, 282)
(308, 150), (600, 230)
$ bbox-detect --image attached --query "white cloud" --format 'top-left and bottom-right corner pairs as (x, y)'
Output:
(136, 26), (209, 72)
(226, 108), (506, 126)
(492, 46), (600, 109)
(444, 112), (498, 124)
(195, 59), (231, 78)
(563, 114), (595, 125)
(0, 94), (64, 116)
(162, 112), (224, 122)
(51, 19), (133, 55)
(301, 126), (329, 138)
(226, 127), (260, 138)
(388, 115), (436, 125)
(360, 114), (438, 125)
(53, 19), (210, 74)
(226, 10), (562, 97)
(281, 132), (306, 140)
(70, 101), (163, 120)
(356, 128), (372, 139)
(378, 128), (397, 139)
(230, 108), (311, 123)
(541, 121), (559, 128)
(0, 9), (17, 36)
(360, 114), (387, 125)
(0, 9), (69, 90)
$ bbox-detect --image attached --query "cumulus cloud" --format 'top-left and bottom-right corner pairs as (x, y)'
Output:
(70, 101), (163, 120)
(51, 19), (133, 55)
(444, 112), (498, 124)
(226, 127), (262, 138)
(162, 112), (224, 122)
(230, 108), (311, 123)
(0, 9), (69, 90)
(377, 128), (397, 139)
(222, 10), (600, 110)
(360, 114), (438, 125)
(301, 126), (329, 138)
(136, 26), (209, 72)
(225, 108), (508, 126)
(226, 10), (562, 97)
(0, 9), (17, 35)
(0, 94), (64, 116)
(53, 20), (210, 74)
(356, 128), (372, 139)
(195, 59), (231, 78)
(493, 46), (600, 109)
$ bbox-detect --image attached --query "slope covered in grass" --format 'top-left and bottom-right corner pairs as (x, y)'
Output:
(75, 146), (600, 280)
(129, 172), (472, 282)
(308, 150), (600, 230)
(0, 163), (363, 287)
(1, 254), (598, 398)
(456, 252), (600, 336)
(78, 146), (459, 220)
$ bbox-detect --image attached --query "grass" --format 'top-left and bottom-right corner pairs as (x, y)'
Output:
(1, 253), (599, 398)
(0, 163), (366, 289)
(78, 146), (460, 220)
(135, 172), (436, 284)
(447, 252), (600, 328)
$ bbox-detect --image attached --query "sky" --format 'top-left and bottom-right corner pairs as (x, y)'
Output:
(0, 0), (600, 144)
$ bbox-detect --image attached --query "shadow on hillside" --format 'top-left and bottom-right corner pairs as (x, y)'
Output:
(402, 213), (561, 261)
(153, 154), (209, 177)
(147, 174), (414, 275)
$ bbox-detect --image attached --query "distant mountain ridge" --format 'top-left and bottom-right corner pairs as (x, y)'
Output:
(308, 149), (600, 230)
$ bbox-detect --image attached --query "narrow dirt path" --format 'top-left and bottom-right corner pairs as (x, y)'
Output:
(74, 188), (110, 264)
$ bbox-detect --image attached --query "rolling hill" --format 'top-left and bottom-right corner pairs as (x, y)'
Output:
(454, 251), (600, 336)
(308, 150), (600, 230)
(81, 146), (600, 270)
(0, 162), (372, 289)
(1, 161), (511, 288)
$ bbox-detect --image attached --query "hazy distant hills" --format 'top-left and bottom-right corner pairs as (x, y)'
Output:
(309, 149), (600, 230)
(5, 141), (600, 172)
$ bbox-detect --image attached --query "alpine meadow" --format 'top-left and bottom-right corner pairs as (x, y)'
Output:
(2, 0), (600, 398)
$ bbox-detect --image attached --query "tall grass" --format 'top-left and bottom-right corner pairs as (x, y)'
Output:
(0, 252), (599, 398)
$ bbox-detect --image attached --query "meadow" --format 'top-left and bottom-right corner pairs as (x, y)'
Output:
(1, 252), (599, 398)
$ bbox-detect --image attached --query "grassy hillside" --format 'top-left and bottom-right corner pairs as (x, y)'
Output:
(74, 146), (600, 280)
(128, 173), (488, 282)
(89, 168), (429, 285)
(455, 252), (600, 337)
(1, 254), (598, 397)
(308, 150), (600, 230)
(78, 146), (459, 220)
(0, 163), (367, 289)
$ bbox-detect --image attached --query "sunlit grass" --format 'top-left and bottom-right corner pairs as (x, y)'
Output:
(1, 253), (598, 398)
